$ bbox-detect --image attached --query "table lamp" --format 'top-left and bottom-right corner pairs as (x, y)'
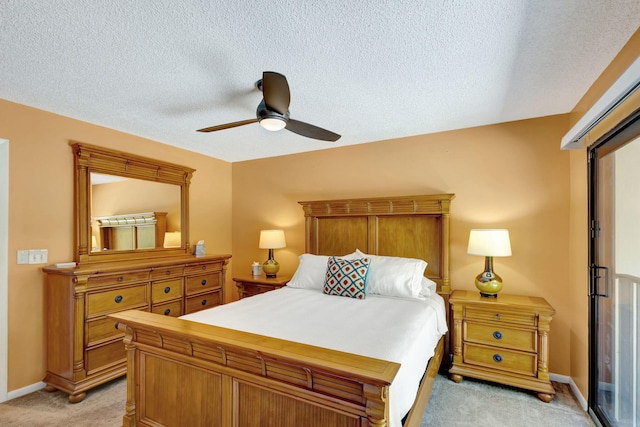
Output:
(163, 231), (181, 248)
(467, 229), (512, 297)
(259, 230), (286, 278)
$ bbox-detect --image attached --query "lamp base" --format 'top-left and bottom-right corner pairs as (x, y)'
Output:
(263, 258), (280, 278)
(475, 256), (503, 297)
(475, 274), (503, 297)
(479, 291), (499, 298)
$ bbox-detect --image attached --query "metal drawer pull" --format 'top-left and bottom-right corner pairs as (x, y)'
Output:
(493, 331), (503, 340)
(495, 313), (501, 321)
(114, 295), (123, 303)
(201, 299), (207, 306)
(165, 270), (172, 275)
(164, 308), (171, 315)
(164, 286), (171, 294)
(493, 354), (503, 363)
(117, 276), (124, 282)
(201, 279), (207, 286)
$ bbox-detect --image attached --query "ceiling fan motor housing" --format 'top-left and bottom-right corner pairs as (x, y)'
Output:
(257, 100), (289, 123)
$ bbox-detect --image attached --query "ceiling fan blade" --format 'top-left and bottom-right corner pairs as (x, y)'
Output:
(262, 71), (290, 115)
(197, 118), (258, 133)
(285, 119), (341, 142)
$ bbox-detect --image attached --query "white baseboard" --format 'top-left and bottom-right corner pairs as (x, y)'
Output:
(550, 373), (588, 411)
(7, 381), (45, 401)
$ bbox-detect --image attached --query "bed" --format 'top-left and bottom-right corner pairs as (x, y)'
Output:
(109, 194), (454, 427)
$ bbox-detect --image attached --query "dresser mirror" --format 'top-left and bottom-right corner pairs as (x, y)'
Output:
(72, 142), (195, 263)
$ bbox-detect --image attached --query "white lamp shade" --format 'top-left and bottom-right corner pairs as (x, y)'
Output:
(163, 231), (182, 248)
(259, 229), (286, 249)
(467, 229), (512, 257)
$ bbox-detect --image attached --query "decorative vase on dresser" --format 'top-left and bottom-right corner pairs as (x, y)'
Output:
(448, 289), (556, 402)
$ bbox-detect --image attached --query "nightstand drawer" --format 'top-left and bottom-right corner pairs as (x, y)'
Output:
(464, 343), (537, 377)
(233, 275), (290, 299)
(151, 278), (183, 303)
(465, 306), (537, 327)
(241, 283), (285, 297)
(465, 321), (536, 352)
(185, 273), (221, 295)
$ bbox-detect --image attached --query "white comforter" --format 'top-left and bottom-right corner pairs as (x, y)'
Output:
(181, 286), (448, 427)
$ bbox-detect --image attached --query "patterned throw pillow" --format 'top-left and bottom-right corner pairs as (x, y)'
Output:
(323, 257), (371, 299)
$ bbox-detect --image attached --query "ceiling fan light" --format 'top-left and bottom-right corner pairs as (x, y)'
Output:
(259, 117), (287, 131)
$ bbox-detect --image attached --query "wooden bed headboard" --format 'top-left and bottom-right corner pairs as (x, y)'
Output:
(299, 194), (455, 297)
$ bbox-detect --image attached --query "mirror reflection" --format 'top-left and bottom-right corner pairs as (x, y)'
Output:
(90, 173), (181, 252)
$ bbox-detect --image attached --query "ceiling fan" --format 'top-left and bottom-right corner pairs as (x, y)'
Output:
(197, 71), (341, 142)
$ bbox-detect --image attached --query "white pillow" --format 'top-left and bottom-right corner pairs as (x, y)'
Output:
(287, 252), (359, 290)
(356, 249), (428, 299)
(419, 276), (438, 298)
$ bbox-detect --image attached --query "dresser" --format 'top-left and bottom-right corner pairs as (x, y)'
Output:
(233, 275), (290, 299)
(448, 290), (556, 402)
(43, 254), (231, 403)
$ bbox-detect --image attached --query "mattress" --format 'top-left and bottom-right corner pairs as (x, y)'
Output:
(181, 286), (448, 427)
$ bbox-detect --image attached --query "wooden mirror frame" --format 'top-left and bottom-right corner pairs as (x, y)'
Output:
(71, 142), (195, 264)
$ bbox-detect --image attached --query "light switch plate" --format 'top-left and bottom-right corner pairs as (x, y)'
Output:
(17, 250), (29, 264)
(28, 249), (48, 264)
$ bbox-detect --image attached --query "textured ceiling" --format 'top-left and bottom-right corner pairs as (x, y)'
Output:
(1, 1), (639, 162)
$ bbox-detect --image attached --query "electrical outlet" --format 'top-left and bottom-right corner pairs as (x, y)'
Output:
(28, 249), (48, 264)
(17, 250), (29, 264)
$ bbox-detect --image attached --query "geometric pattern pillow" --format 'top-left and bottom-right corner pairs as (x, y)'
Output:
(323, 257), (371, 299)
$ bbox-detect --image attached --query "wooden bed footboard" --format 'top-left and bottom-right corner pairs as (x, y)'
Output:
(109, 309), (409, 427)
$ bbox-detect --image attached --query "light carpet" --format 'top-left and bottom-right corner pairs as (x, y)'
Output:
(421, 374), (595, 427)
(0, 374), (594, 426)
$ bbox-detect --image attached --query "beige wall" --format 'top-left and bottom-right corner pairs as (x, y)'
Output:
(1, 99), (233, 391)
(232, 114), (573, 375)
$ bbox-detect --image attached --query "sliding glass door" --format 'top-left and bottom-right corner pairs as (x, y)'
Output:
(588, 112), (640, 427)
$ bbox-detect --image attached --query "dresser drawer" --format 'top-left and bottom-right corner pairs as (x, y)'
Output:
(151, 300), (183, 317)
(151, 278), (183, 303)
(86, 316), (122, 346)
(87, 271), (149, 288)
(86, 285), (148, 317)
(185, 262), (223, 276)
(86, 340), (126, 375)
(185, 273), (221, 295)
(465, 321), (536, 352)
(150, 265), (184, 280)
(463, 343), (537, 377)
(465, 306), (537, 327)
(185, 290), (222, 314)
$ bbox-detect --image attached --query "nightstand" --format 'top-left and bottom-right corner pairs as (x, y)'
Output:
(448, 290), (556, 402)
(233, 275), (290, 299)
